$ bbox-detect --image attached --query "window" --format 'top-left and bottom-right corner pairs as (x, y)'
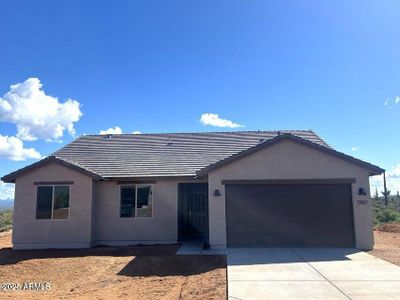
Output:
(36, 185), (70, 220)
(137, 185), (153, 217)
(120, 186), (136, 218)
(120, 185), (153, 218)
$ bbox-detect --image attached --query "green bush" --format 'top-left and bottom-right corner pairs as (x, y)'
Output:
(0, 210), (13, 232)
(374, 208), (400, 225)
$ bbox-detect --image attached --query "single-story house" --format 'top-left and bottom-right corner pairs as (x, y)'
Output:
(2, 130), (384, 250)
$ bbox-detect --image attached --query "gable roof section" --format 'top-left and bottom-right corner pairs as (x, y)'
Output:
(1, 130), (383, 182)
(1, 156), (104, 183)
(196, 133), (384, 177)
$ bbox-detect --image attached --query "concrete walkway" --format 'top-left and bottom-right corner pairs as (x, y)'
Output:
(175, 242), (227, 255)
(228, 248), (400, 300)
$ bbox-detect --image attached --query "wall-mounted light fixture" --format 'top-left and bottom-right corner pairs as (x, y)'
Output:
(213, 189), (221, 197)
(358, 188), (367, 196)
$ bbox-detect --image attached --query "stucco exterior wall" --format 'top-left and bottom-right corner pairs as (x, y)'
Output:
(208, 139), (374, 250)
(12, 163), (205, 248)
(11, 138), (375, 250)
(92, 177), (206, 245)
(13, 162), (93, 249)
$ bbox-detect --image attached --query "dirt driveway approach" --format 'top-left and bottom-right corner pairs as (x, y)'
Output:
(0, 232), (226, 300)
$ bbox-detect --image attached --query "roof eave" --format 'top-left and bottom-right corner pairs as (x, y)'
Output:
(1, 156), (104, 183)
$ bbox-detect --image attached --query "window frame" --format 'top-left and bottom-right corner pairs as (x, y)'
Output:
(119, 184), (154, 219)
(35, 184), (71, 221)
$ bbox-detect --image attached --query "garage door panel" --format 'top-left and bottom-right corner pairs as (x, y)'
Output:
(226, 184), (355, 247)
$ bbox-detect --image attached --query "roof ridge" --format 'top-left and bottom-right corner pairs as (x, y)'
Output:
(81, 129), (314, 137)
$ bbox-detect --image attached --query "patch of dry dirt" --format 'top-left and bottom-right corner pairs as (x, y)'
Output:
(0, 231), (11, 248)
(0, 231), (226, 299)
(368, 225), (400, 266)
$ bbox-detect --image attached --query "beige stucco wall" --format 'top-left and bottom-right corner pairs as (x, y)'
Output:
(12, 165), (205, 248)
(93, 179), (177, 245)
(208, 139), (374, 250)
(92, 177), (206, 245)
(13, 162), (93, 249)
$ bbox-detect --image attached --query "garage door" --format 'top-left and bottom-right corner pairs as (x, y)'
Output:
(226, 184), (355, 247)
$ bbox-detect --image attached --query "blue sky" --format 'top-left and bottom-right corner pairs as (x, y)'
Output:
(1, 0), (399, 199)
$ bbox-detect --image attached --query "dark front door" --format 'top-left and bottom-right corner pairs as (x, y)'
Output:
(178, 183), (209, 241)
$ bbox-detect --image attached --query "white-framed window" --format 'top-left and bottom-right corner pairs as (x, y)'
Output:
(36, 185), (70, 220)
(120, 184), (153, 218)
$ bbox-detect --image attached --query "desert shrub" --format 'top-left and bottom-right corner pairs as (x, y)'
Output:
(374, 208), (400, 225)
(0, 210), (13, 232)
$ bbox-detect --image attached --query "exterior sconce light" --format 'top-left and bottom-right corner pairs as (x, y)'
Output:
(358, 188), (367, 196)
(213, 189), (221, 197)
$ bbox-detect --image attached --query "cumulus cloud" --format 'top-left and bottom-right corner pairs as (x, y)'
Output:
(396, 96), (400, 104)
(0, 134), (41, 161)
(351, 147), (358, 151)
(0, 181), (14, 200)
(0, 78), (83, 142)
(99, 126), (122, 135)
(200, 113), (244, 128)
(132, 131), (141, 134)
(370, 164), (400, 196)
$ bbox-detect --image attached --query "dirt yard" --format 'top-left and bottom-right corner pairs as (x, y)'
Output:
(368, 223), (400, 266)
(0, 232), (226, 300)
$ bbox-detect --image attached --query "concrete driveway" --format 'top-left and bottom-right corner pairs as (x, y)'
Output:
(228, 248), (400, 300)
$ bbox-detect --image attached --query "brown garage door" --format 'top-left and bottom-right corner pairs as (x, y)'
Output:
(226, 184), (355, 247)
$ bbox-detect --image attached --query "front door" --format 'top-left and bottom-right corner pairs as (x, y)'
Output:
(178, 183), (209, 241)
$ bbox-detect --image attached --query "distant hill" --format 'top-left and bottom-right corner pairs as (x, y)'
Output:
(0, 199), (14, 211)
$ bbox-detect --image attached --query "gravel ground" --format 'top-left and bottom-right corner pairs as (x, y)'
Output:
(368, 224), (400, 266)
(0, 231), (226, 300)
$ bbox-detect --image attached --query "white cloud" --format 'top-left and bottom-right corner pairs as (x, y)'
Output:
(370, 164), (400, 196)
(132, 131), (141, 134)
(0, 134), (41, 161)
(200, 113), (244, 128)
(0, 78), (83, 142)
(388, 164), (400, 178)
(351, 147), (358, 151)
(99, 126), (122, 135)
(384, 96), (400, 107)
(0, 181), (14, 200)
